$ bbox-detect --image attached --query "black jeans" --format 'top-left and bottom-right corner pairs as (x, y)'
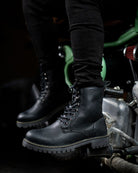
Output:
(23, 0), (104, 88)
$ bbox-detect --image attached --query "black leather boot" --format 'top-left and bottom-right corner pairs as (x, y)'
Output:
(16, 59), (69, 128)
(23, 86), (109, 154)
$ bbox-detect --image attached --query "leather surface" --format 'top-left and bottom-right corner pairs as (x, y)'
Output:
(25, 87), (107, 146)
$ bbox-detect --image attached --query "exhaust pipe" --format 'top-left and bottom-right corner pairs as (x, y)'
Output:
(103, 155), (138, 173)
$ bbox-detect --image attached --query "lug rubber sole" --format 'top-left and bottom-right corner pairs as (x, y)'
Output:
(16, 105), (65, 128)
(22, 135), (109, 154)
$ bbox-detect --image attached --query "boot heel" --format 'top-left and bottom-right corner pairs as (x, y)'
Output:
(91, 135), (109, 149)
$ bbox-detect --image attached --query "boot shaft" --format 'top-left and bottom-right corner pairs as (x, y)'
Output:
(39, 58), (66, 88)
(60, 86), (105, 132)
(70, 87), (104, 129)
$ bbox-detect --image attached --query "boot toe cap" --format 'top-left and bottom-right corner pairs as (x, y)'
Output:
(24, 128), (50, 147)
(17, 111), (31, 122)
(24, 121), (63, 147)
(17, 112), (27, 122)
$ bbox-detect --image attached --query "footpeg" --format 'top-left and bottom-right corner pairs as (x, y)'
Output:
(87, 145), (113, 158)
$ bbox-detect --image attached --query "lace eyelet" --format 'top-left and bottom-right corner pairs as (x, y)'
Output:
(76, 108), (79, 112)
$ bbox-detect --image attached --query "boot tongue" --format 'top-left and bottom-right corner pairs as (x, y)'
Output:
(39, 72), (49, 102)
(59, 84), (80, 128)
(69, 79), (79, 92)
(39, 61), (53, 102)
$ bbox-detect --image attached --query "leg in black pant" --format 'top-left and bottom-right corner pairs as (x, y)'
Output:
(22, 0), (110, 155)
(66, 0), (104, 88)
(22, 0), (66, 62)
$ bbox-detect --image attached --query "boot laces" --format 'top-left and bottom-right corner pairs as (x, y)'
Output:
(39, 72), (49, 102)
(59, 84), (80, 128)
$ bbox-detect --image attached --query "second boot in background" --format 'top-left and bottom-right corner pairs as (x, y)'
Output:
(16, 58), (70, 128)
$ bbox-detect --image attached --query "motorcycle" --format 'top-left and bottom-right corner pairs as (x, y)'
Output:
(54, 4), (138, 172)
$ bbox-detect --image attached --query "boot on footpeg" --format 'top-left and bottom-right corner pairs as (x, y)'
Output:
(23, 86), (109, 154)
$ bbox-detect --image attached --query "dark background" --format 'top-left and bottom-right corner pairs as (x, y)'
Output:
(0, 1), (137, 172)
